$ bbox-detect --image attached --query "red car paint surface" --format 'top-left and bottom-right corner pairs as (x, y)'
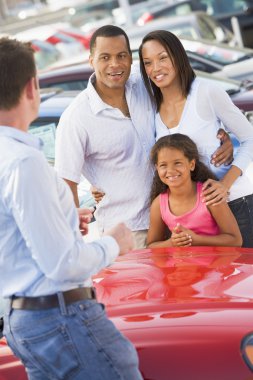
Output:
(1, 247), (253, 379)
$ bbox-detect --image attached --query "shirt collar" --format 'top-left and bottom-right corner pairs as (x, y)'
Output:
(0, 126), (43, 150)
(87, 70), (135, 116)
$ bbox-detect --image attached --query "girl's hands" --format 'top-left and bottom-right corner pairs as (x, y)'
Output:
(201, 179), (229, 206)
(171, 223), (194, 247)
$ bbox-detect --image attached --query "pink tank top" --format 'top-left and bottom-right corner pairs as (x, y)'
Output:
(159, 182), (220, 235)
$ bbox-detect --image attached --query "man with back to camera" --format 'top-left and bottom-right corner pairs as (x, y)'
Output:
(0, 37), (143, 380)
(55, 25), (233, 250)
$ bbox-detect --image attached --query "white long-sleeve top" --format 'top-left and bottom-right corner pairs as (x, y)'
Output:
(155, 78), (253, 201)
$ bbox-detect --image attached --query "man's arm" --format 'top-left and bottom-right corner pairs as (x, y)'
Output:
(64, 179), (79, 207)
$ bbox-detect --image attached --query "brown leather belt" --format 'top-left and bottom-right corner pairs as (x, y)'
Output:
(11, 287), (96, 310)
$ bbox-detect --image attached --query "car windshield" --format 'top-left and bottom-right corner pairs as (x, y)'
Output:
(196, 15), (217, 40)
(182, 39), (253, 65)
(168, 24), (199, 39)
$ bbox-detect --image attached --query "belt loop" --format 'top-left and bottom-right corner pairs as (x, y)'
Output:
(57, 292), (67, 316)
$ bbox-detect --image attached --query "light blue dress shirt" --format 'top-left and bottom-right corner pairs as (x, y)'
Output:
(0, 126), (119, 298)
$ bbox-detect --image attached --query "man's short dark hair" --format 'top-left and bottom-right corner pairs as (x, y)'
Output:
(0, 37), (36, 110)
(90, 25), (131, 55)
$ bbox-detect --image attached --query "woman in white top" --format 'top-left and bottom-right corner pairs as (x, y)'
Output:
(139, 30), (253, 247)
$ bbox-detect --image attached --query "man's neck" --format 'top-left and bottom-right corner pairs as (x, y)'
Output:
(94, 82), (130, 117)
(94, 81), (125, 103)
(0, 108), (29, 132)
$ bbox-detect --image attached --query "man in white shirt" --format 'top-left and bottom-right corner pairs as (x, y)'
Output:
(0, 37), (142, 380)
(55, 25), (155, 249)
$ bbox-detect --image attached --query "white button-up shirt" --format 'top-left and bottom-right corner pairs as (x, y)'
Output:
(0, 126), (119, 298)
(55, 67), (156, 233)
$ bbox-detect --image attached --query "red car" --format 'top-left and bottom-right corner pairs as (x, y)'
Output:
(1, 246), (253, 379)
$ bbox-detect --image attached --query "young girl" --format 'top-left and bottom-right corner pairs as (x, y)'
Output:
(147, 134), (242, 248)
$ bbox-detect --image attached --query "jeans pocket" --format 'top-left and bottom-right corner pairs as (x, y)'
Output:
(21, 324), (81, 380)
(86, 307), (139, 370)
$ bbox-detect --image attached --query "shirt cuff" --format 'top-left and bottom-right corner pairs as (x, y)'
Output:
(233, 156), (251, 174)
(95, 235), (120, 266)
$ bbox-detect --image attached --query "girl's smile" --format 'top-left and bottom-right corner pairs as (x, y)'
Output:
(156, 147), (195, 187)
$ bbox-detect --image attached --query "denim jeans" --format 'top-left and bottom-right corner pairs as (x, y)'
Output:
(228, 193), (253, 248)
(4, 298), (143, 380)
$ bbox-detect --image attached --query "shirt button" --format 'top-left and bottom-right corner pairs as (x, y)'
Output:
(79, 304), (85, 310)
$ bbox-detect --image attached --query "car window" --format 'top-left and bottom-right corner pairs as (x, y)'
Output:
(169, 25), (199, 39)
(42, 80), (88, 91)
(196, 16), (217, 40)
(165, 3), (193, 16)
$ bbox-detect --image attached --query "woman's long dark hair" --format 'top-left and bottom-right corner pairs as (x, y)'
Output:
(139, 30), (196, 112)
(150, 134), (218, 203)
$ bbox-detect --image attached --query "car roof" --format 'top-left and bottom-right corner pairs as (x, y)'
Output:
(38, 90), (81, 117)
(39, 61), (91, 80)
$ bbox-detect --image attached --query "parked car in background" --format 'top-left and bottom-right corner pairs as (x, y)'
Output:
(31, 39), (61, 70)
(126, 11), (236, 45)
(181, 38), (253, 81)
(2, 246), (253, 379)
(63, 0), (152, 28)
(55, 25), (91, 50)
(137, 0), (253, 47)
(15, 24), (85, 60)
(112, 0), (173, 26)
(136, 0), (211, 25)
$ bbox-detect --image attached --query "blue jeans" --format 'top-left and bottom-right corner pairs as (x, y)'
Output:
(228, 193), (253, 248)
(4, 298), (143, 380)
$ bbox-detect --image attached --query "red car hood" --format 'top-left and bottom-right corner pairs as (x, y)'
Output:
(94, 247), (253, 312)
(93, 247), (253, 380)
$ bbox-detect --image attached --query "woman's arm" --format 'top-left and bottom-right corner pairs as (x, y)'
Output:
(202, 82), (253, 206)
(210, 82), (253, 173)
